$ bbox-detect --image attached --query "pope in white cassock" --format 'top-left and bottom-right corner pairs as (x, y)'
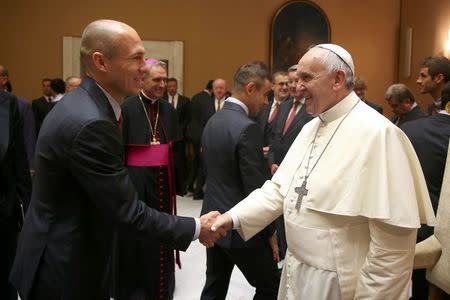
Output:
(211, 44), (436, 300)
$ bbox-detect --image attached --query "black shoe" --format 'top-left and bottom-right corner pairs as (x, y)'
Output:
(187, 185), (194, 193)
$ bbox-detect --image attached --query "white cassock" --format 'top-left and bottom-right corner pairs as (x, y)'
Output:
(229, 92), (436, 300)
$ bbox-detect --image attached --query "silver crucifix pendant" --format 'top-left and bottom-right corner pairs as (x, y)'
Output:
(294, 180), (309, 209)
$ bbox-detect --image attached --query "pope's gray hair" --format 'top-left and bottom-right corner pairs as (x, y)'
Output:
(315, 48), (355, 90)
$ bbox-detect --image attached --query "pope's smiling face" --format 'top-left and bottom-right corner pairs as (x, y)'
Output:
(296, 49), (337, 116)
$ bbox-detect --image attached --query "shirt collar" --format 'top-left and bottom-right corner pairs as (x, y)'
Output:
(318, 92), (359, 123)
(225, 97), (249, 116)
(96, 83), (121, 121)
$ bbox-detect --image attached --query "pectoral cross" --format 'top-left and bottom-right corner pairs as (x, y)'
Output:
(294, 180), (308, 209)
(151, 137), (160, 145)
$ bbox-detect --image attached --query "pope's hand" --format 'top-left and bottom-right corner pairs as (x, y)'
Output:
(199, 211), (226, 248)
(211, 213), (233, 233)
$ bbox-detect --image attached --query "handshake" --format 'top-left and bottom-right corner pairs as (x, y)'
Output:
(198, 211), (234, 247)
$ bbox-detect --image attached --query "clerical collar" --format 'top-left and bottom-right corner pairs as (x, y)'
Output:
(318, 92), (359, 123)
(96, 83), (121, 121)
(140, 90), (158, 104)
(225, 97), (249, 115)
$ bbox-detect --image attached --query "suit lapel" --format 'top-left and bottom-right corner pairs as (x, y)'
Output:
(80, 76), (117, 123)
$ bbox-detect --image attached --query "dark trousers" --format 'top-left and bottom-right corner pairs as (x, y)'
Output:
(201, 245), (280, 300)
(191, 141), (205, 197)
(1, 230), (17, 300)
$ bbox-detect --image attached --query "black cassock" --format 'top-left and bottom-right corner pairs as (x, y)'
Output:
(113, 94), (186, 300)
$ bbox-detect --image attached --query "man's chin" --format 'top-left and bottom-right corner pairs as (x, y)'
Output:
(305, 99), (317, 116)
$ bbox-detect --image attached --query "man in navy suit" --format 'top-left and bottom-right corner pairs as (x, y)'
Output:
(200, 63), (280, 300)
(402, 81), (450, 299)
(385, 83), (425, 127)
(9, 19), (223, 300)
(186, 80), (214, 199)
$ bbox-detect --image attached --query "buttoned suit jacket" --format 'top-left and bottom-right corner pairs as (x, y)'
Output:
(200, 101), (273, 248)
(9, 77), (195, 300)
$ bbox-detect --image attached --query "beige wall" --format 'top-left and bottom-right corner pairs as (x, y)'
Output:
(1, 0), (400, 113)
(399, 0), (450, 112)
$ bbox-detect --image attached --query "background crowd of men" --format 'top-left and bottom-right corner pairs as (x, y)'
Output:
(1, 18), (450, 300)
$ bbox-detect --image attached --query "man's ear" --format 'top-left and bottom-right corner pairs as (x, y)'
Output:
(435, 73), (444, 84)
(92, 52), (108, 73)
(333, 70), (346, 89)
(246, 82), (256, 95)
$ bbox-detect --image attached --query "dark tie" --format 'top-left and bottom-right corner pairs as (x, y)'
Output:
(283, 100), (300, 135)
(268, 102), (279, 124)
(118, 113), (123, 131)
(216, 99), (221, 111)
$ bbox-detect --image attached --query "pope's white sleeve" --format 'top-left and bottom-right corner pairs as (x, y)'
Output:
(228, 180), (284, 241)
(354, 220), (417, 299)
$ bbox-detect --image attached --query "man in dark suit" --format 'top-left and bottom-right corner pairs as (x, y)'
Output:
(164, 77), (190, 137)
(256, 71), (289, 159)
(0, 91), (32, 300)
(354, 78), (383, 114)
(186, 80), (214, 199)
(385, 83), (426, 127)
(0, 66), (37, 171)
(402, 81), (450, 300)
(200, 63), (280, 300)
(416, 56), (450, 116)
(9, 19), (223, 300)
(31, 78), (54, 135)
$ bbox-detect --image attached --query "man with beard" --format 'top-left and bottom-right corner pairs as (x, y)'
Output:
(114, 59), (186, 300)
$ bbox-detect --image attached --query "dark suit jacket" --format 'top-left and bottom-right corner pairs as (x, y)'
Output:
(201, 101), (273, 248)
(0, 91), (31, 233)
(256, 100), (277, 147)
(391, 105), (426, 127)
(31, 96), (54, 134)
(163, 94), (190, 138)
(365, 100), (383, 114)
(10, 77), (195, 300)
(268, 99), (313, 166)
(16, 97), (36, 169)
(401, 113), (450, 241)
(186, 90), (214, 145)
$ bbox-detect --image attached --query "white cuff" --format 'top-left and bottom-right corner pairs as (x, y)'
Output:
(192, 218), (201, 240)
(228, 211), (241, 229)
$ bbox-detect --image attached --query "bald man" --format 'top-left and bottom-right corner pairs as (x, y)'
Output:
(9, 20), (223, 300)
(65, 76), (81, 93)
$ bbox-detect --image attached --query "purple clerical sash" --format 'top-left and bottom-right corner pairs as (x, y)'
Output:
(125, 143), (182, 268)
